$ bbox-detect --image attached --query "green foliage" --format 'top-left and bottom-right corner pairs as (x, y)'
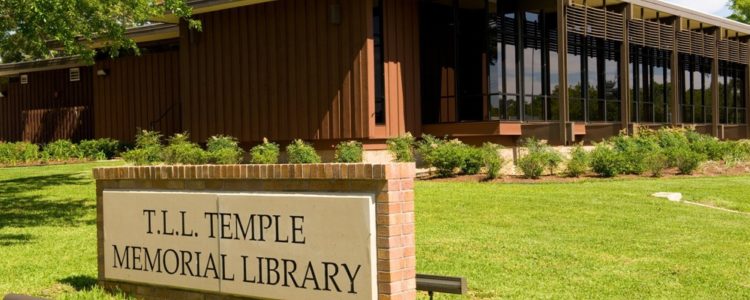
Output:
(673, 147), (706, 175)
(335, 141), (364, 163)
(0, 142), (40, 165)
(416, 134), (446, 167)
(722, 140), (750, 165)
(517, 138), (563, 178)
(430, 139), (469, 177)
(517, 152), (546, 179)
(78, 138), (120, 160)
(610, 135), (657, 175)
(250, 138), (280, 164)
(286, 139), (321, 164)
(590, 143), (625, 178)
(387, 133), (416, 162)
(730, 0), (750, 24)
(644, 150), (669, 178)
(481, 142), (505, 180)
(162, 133), (207, 165)
(43, 140), (81, 161)
(462, 145), (485, 175)
(122, 130), (164, 165)
(0, 0), (199, 63)
(565, 144), (589, 178)
(206, 135), (244, 164)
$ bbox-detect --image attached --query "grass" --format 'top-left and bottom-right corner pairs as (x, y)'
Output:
(417, 177), (750, 299)
(1, 163), (749, 299)
(0, 161), (127, 299)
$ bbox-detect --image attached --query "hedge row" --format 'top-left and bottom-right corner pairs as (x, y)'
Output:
(0, 138), (120, 166)
(385, 128), (750, 179)
(121, 130), (365, 165)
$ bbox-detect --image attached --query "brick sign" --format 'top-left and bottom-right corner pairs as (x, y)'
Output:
(103, 191), (376, 299)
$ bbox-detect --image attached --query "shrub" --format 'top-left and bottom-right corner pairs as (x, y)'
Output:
(0, 142), (39, 165)
(430, 140), (468, 177)
(722, 140), (750, 165)
(481, 142), (505, 180)
(387, 133), (415, 162)
(610, 135), (655, 175)
(415, 134), (446, 168)
(162, 133), (208, 165)
(121, 130), (163, 165)
(335, 141), (364, 163)
(589, 143), (625, 178)
(206, 135), (244, 164)
(287, 139), (321, 164)
(565, 144), (589, 178)
(78, 138), (120, 160)
(686, 131), (725, 161)
(517, 138), (562, 178)
(644, 150), (669, 178)
(43, 140), (80, 161)
(462, 145), (485, 175)
(250, 138), (280, 164)
(673, 147), (706, 175)
(517, 151), (546, 179)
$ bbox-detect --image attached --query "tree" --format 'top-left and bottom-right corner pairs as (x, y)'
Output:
(0, 0), (200, 63)
(729, 0), (750, 24)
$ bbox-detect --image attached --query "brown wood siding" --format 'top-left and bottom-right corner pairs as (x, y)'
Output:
(180, 0), (372, 144)
(93, 50), (181, 143)
(380, 0), (421, 138)
(0, 68), (93, 143)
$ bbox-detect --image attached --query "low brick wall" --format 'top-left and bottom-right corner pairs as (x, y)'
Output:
(94, 163), (416, 300)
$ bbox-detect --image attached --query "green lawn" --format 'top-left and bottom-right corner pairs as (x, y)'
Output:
(1, 163), (749, 299)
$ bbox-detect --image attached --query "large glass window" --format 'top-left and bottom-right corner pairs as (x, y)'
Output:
(630, 46), (671, 123)
(422, 0), (559, 124)
(719, 61), (747, 124)
(567, 33), (621, 122)
(679, 54), (713, 124)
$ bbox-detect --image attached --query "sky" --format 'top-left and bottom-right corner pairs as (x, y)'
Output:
(664, 0), (732, 17)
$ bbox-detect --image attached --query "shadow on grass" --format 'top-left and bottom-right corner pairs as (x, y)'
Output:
(0, 233), (33, 246)
(0, 173), (94, 229)
(59, 275), (98, 291)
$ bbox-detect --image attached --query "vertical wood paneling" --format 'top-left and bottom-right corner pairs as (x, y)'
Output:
(0, 67), (93, 143)
(92, 50), (181, 143)
(380, 0), (421, 138)
(180, 0), (372, 144)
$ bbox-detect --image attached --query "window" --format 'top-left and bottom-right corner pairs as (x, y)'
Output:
(488, 9), (559, 121)
(373, 0), (386, 125)
(679, 54), (712, 124)
(630, 46), (671, 123)
(719, 61), (747, 124)
(567, 33), (621, 122)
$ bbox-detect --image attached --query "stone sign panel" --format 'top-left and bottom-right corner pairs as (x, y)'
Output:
(103, 190), (376, 299)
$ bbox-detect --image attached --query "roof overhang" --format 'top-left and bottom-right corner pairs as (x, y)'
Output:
(0, 56), (84, 77)
(152, 0), (277, 23)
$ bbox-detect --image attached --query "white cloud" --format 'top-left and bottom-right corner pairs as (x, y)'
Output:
(663, 0), (730, 16)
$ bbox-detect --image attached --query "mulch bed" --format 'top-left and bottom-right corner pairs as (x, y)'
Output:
(421, 161), (750, 184)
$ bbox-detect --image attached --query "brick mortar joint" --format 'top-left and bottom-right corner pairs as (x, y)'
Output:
(93, 163), (415, 180)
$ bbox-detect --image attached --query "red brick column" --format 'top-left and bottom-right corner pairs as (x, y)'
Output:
(93, 163), (416, 300)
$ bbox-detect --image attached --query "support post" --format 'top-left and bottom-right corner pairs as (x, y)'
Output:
(557, 0), (570, 144)
(671, 17), (682, 126)
(711, 28), (721, 137)
(620, 4), (632, 132)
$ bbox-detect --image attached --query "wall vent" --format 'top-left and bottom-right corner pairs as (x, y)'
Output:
(69, 68), (81, 82)
(20, 74), (28, 85)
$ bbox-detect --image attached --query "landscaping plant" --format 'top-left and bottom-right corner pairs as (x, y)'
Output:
(387, 133), (415, 162)
(206, 135), (244, 164)
(517, 138), (562, 179)
(644, 150), (669, 178)
(481, 142), (505, 180)
(565, 144), (589, 178)
(162, 133), (208, 165)
(673, 146), (706, 175)
(43, 139), (81, 161)
(250, 138), (280, 164)
(121, 130), (164, 165)
(589, 143), (625, 178)
(78, 138), (120, 160)
(335, 140), (364, 163)
(287, 139), (321, 164)
(416, 134), (446, 168)
(428, 139), (468, 177)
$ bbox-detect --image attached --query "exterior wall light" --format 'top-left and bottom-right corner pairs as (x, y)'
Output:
(97, 69), (109, 77)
